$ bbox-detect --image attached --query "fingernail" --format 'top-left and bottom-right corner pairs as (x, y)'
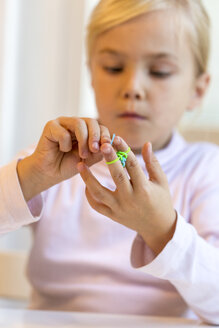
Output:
(101, 137), (111, 144)
(148, 142), (152, 153)
(114, 136), (121, 145)
(92, 142), (99, 151)
(148, 142), (152, 161)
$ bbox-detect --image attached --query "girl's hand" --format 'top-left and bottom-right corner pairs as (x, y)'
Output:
(17, 117), (111, 201)
(77, 136), (177, 256)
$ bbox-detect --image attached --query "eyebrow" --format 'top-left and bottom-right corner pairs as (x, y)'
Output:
(98, 49), (125, 56)
(151, 53), (178, 60)
(98, 48), (178, 60)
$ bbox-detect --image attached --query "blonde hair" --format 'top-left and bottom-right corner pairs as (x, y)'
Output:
(86, 0), (210, 75)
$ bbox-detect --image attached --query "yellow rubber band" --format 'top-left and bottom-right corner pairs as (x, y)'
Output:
(106, 147), (131, 167)
(106, 157), (120, 165)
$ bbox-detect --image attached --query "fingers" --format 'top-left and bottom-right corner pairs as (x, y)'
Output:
(101, 136), (147, 191)
(58, 117), (95, 158)
(73, 119), (90, 158)
(142, 142), (168, 186)
(100, 141), (133, 192)
(85, 119), (111, 153)
(85, 187), (113, 218)
(86, 118), (101, 153)
(43, 120), (73, 152)
(44, 117), (111, 159)
(100, 124), (111, 145)
(77, 161), (114, 208)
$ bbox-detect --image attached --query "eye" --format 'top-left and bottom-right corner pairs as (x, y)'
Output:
(150, 71), (171, 78)
(103, 66), (123, 74)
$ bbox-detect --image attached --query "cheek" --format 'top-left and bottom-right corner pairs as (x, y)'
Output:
(152, 77), (193, 111)
(93, 79), (117, 114)
(93, 86), (113, 121)
(94, 88), (114, 113)
(149, 81), (192, 127)
(92, 72), (109, 95)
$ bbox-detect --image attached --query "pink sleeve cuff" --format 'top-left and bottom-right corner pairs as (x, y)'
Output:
(130, 212), (196, 277)
(0, 159), (43, 233)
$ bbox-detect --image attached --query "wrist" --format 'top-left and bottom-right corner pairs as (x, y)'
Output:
(17, 155), (52, 201)
(139, 210), (177, 256)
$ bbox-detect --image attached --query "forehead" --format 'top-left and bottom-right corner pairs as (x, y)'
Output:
(92, 10), (190, 61)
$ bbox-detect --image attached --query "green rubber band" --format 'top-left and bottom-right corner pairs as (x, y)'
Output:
(106, 147), (131, 167)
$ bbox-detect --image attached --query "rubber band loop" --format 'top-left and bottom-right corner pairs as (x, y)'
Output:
(106, 157), (120, 165)
(110, 133), (116, 145)
(106, 146), (131, 168)
(106, 134), (131, 167)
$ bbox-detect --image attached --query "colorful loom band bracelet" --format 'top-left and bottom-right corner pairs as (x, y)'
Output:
(106, 134), (131, 167)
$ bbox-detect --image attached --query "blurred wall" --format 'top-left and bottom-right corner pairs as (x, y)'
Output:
(0, 0), (86, 167)
(179, 0), (219, 129)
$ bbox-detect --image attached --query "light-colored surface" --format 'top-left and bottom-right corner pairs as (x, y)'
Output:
(0, 309), (212, 328)
(0, 298), (28, 309)
(0, 251), (30, 300)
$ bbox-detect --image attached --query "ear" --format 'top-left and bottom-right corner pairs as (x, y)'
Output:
(187, 73), (211, 111)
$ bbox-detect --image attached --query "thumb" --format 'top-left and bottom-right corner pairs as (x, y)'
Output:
(142, 142), (167, 184)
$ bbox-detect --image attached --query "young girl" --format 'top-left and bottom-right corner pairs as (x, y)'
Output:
(0, 0), (219, 325)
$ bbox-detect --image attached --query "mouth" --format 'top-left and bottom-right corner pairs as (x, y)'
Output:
(118, 113), (147, 120)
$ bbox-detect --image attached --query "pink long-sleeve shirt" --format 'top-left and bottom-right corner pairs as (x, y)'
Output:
(0, 132), (219, 325)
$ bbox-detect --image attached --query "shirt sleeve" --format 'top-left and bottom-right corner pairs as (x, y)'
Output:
(0, 159), (43, 234)
(130, 146), (219, 326)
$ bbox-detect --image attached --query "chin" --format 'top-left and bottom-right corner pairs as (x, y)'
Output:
(112, 128), (146, 147)
(124, 138), (145, 151)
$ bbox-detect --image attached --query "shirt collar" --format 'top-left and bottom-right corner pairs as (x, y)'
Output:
(136, 131), (187, 174)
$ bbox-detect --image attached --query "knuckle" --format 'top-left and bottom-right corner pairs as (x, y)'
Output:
(100, 124), (109, 133)
(100, 126), (111, 143)
(44, 120), (56, 134)
(88, 120), (100, 137)
(83, 117), (91, 122)
(91, 132), (99, 141)
(126, 158), (138, 170)
(102, 127), (110, 136)
(138, 183), (150, 196)
(85, 117), (97, 128)
(60, 131), (70, 143)
(75, 118), (84, 129)
(85, 117), (94, 124)
(93, 189), (104, 201)
(75, 118), (82, 126)
(114, 172), (126, 184)
(45, 120), (54, 129)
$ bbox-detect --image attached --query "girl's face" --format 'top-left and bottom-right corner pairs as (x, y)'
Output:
(90, 10), (208, 152)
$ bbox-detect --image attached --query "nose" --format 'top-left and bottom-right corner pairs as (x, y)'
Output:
(123, 91), (143, 100)
(122, 69), (145, 101)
